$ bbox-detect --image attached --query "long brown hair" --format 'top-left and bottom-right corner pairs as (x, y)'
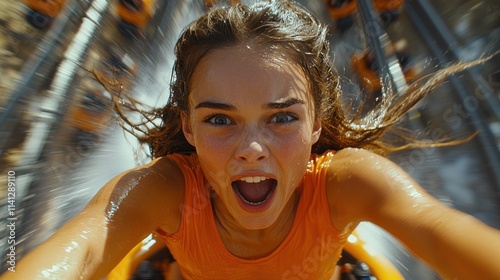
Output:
(102, 0), (495, 158)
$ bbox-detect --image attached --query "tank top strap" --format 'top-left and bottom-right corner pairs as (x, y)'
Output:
(300, 150), (336, 226)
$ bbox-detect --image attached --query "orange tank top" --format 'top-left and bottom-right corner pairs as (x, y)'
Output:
(157, 151), (348, 279)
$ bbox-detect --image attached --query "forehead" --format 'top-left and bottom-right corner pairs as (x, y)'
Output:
(189, 45), (310, 105)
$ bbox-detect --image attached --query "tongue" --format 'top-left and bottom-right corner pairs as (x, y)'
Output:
(236, 180), (274, 203)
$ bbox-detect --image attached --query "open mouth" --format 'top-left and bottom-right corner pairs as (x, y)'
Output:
(232, 177), (277, 206)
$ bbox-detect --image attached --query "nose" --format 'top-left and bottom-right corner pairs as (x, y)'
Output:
(235, 130), (269, 162)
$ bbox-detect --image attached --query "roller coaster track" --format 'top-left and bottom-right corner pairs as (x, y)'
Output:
(0, 0), (91, 155)
(0, 0), (109, 269)
(355, 0), (500, 191)
(0, 0), (177, 270)
(404, 0), (500, 191)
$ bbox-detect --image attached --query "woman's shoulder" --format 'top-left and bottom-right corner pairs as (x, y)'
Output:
(309, 148), (387, 182)
(91, 156), (187, 233)
(326, 147), (407, 194)
(147, 155), (188, 180)
(324, 148), (410, 228)
(319, 148), (382, 174)
(137, 156), (187, 210)
(328, 148), (397, 174)
(115, 156), (186, 191)
(331, 147), (379, 160)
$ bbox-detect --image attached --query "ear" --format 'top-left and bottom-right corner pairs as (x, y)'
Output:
(181, 112), (196, 147)
(311, 117), (322, 145)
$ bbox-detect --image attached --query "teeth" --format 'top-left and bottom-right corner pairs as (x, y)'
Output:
(240, 176), (267, 183)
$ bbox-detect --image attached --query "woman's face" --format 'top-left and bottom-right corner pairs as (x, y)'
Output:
(181, 45), (321, 230)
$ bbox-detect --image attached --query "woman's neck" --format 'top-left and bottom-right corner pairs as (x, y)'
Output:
(211, 187), (301, 259)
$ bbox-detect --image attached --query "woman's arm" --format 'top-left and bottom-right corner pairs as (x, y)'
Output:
(0, 157), (184, 280)
(327, 148), (500, 280)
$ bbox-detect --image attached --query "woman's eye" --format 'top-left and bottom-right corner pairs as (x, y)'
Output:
(205, 115), (233, 125)
(270, 112), (298, 123)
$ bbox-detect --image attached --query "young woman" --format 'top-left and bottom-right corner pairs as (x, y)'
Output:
(3, 1), (499, 279)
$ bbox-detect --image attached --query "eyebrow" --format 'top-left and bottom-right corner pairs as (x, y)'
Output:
(194, 98), (305, 110)
(265, 98), (305, 109)
(194, 102), (237, 110)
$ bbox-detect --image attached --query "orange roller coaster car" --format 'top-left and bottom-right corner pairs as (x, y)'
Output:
(67, 90), (113, 136)
(351, 51), (416, 93)
(325, 0), (357, 20)
(107, 228), (404, 280)
(25, 0), (67, 28)
(324, 0), (357, 32)
(373, 0), (404, 25)
(116, 0), (157, 37)
(373, 0), (404, 13)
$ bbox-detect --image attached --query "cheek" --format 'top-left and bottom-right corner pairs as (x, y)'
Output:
(273, 127), (315, 152)
(195, 134), (217, 150)
(195, 137), (234, 185)
(196, 138), (226, 169)
(273, 135), (311, 180)
(274, 130), (313, 170)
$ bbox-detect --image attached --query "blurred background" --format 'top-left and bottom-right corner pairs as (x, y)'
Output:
(0, 0), (498, 278)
